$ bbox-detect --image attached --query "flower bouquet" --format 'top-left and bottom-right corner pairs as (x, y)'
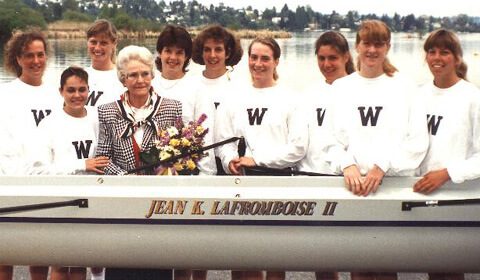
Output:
(140, 114), (209, 175)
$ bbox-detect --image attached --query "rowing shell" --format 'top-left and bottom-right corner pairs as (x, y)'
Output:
(0, 175), (479, 272)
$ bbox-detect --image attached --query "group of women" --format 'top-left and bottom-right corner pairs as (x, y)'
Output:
(0, 17), (479, 280)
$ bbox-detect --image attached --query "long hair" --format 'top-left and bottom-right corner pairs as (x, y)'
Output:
(423, 29), (467, 80)
(3, 28), (49, 77)
(192, 25), (243, 67)
(315, 31), (355, 74)
(248, 37), (281, 81)
(86, 19), (118, 63)
(356, 20), (397, 77)
(155, 25), (192, 73)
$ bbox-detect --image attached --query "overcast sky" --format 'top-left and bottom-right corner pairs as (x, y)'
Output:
(195, 0), (480, 17)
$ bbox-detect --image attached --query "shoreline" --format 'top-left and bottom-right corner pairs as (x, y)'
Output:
(46, 21), (292, 39)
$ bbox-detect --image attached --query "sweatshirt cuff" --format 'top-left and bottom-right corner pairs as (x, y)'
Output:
(446, 165), (463, 184)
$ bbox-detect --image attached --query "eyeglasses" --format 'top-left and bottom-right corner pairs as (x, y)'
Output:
(126, 71), (152, 81)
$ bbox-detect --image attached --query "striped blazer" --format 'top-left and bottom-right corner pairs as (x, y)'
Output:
(96, 97), (182, 175)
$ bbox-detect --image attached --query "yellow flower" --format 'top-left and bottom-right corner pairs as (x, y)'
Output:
(174, 162), (184, 171)
(169, 139), (180, 147)
(159, 151), (171, 161)
(196, 126), (204, 134)
(181, 137), (191, 147)
(186, 160), (196, 170)
(167, 127), (179, 137)
(160, 131), (167, 138)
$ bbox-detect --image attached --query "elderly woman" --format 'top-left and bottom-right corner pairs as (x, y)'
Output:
(95, 45), (182, 176)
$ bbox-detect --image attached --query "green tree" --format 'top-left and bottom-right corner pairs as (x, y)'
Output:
(403, 14), (416, 31)
(0, 0), (46, 41)
(393, 13), (402, 32)
(294, 6), (309, 31)
(62, 0), (78, 12)
(346, 10), (359, 30)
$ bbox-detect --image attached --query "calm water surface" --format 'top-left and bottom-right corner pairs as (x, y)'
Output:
(1, 31), (480, 91)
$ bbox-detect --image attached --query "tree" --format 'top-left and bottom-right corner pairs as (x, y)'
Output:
(294, 6), (309, 31)
(403, 14), (416, 31)
(0, 0), (46, 41)
(393, 13), (402, 32)
(346, 10), (359, 30)
(62, 0), (78, 12)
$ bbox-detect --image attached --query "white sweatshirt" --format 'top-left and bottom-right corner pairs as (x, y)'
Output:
(297, 81), (335, 174)
(216, 83), (308, 173)
(85, 66), (125, 107)
(0, 79), (62, 175)
(418, 79), (480, 183)
(32, 107), (99, 175)
(325, 72), (429, 176)
(150, 72), (217, 175)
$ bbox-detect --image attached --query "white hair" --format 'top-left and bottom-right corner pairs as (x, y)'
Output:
(116, 45), (156, 83)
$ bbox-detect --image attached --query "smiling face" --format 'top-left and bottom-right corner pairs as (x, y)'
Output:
(158, 45), (186, 80)
(317, 45), (349, 84)
(355, 40), (390, 77)
(87, 34), (116, 70)
(123, 60), (152, 106)
(248, 42), (278, 88)
(426, 47), (458, 81)
(16, 39), (46, 86)
(60, 75), (89, 117)
(202, 38), (228, 78)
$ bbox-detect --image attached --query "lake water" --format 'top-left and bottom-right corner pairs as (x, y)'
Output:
(1, 31), (480, 91)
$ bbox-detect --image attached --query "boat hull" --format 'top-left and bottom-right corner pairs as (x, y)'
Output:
(0, 176), (479, 272)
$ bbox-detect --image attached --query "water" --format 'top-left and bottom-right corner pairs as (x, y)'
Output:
(1, 31), (480, 90)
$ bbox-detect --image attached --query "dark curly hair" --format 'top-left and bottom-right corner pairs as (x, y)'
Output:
(192, 25), (243, 67)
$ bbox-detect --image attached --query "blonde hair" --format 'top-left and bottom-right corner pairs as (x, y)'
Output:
(356, 20), (397, 77)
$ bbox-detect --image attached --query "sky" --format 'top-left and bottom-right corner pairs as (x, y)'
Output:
(195, 0), (480, 18)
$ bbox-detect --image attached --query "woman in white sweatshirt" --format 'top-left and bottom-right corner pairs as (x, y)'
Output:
(297, 31), (355, 177)
(84, 19), (125, 107)
(0, 28), (61, 280)
(34, 66), (109, 175)
(35, 66), (109, 280)
(413, 29), (480, 280)
(216, 38), (308, 280)
(325, 20), (428, 203)
(192, 25), (244, 175)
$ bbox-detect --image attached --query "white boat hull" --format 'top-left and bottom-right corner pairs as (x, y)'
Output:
(0, 176), (479, 272)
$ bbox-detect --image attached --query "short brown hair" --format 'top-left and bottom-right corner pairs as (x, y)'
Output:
(192, 25), (243, 67)
(155, 25), (192, 73)
(3, 28), (49, 77)
(423, 29), (467, 80)
(60, 66), (89, 90)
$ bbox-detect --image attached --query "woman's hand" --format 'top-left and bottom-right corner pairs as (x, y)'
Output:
(85, 156), (110, 174)
(363, 165), (385, 196)
(228, 157), (257, 175)
(413, 169), (450, 194)
(343, 165), (364, 195)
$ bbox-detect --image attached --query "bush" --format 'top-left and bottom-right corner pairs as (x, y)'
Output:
(62, 10), (92, 22)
